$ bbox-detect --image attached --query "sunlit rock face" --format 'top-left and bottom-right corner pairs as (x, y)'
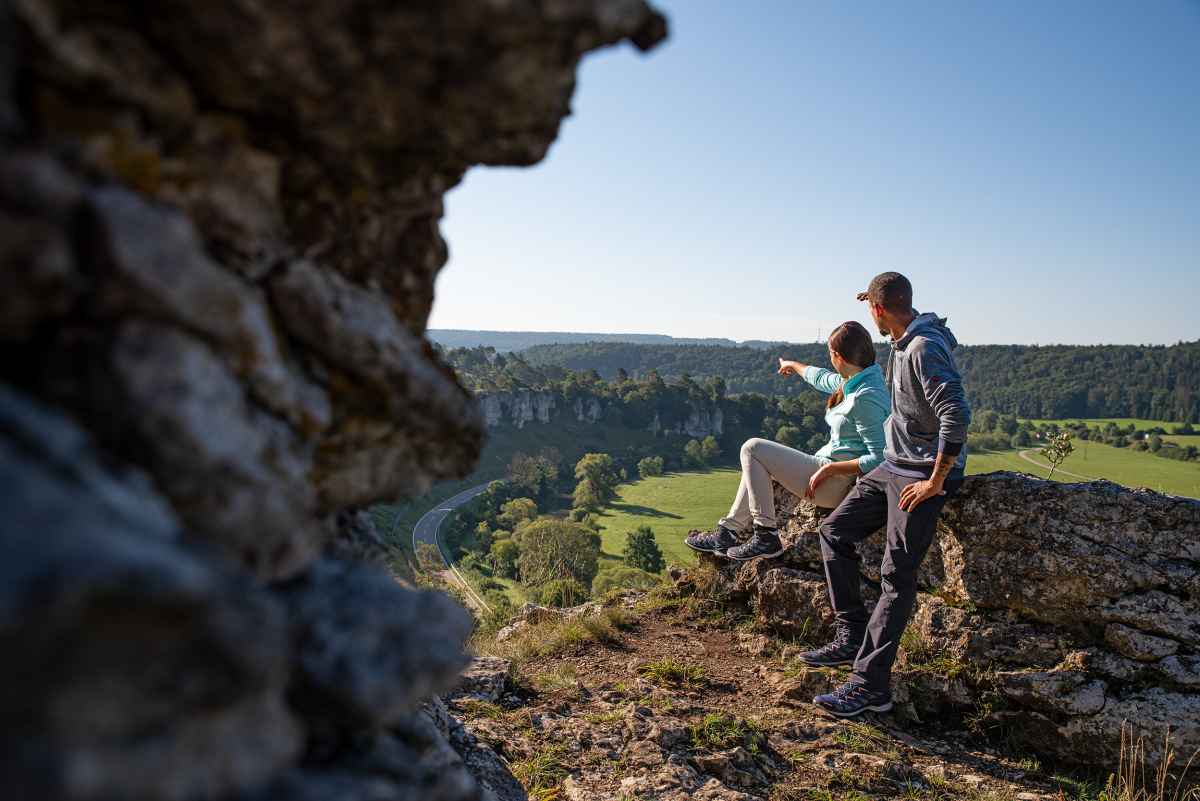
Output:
(0, 1), (666, 798)
(700, 472), (1200, 770)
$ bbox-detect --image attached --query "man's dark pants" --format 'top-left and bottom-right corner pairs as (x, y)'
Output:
(818, 465), (961, 691)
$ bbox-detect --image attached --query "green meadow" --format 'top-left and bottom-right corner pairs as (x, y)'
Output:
(592, 448), (1200, 574)
(593, 467), (742, 568)
(967, 440), (1200, 499)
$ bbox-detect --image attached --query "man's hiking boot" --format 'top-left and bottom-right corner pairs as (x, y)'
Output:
(813, 681), (893, 718)
(797, 624), (863, 667)
(684, 525), (741, 554)
(725, 526), (785, 561)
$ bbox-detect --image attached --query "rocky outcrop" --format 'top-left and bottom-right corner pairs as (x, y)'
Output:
(648, 404), (724, 438)
(2, 2), (665, 799)
(693, 473), (1200, 771)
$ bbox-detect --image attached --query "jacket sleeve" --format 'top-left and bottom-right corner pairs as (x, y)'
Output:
(911, 339), (971, 455)
(851, 390), (889, 473)
(802, 365), (844, 395)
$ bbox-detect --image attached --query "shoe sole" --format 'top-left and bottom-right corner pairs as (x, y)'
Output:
(684, 540), (729, 555)
(815, 700), (894, 718)
(797, 655), (855, 667)
(725, 546), (786, 562)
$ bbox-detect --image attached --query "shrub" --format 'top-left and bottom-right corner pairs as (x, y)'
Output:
(530, 578), (589, 608)
(517, 518), (601, 589)
(592, 565), (662, 596)
(637, 455), (665, 478)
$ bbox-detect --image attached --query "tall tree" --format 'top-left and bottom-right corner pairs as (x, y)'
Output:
(623, 525), (665, 573)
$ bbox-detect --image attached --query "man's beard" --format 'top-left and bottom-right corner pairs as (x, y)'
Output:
(878, 326), (890, 338)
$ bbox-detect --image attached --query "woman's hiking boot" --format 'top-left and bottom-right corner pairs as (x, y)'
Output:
(725, 526), (785, 561)
(813, 681), (893, 717)
(684, 525), (741, 554)
(797, 624), (863, 667)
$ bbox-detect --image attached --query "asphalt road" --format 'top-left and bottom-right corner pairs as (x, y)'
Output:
(411, 482), (494, 613)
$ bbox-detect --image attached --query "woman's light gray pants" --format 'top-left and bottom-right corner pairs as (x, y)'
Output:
(719, 437), (857, 531)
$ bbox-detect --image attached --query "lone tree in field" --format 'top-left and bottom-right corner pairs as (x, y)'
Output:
(623, 525), (665, 574)
(573, 452), (620, 511)
(1039, 431), (1075, 479)
(700, 435), (721, 463)
(517, 519), (601, 589)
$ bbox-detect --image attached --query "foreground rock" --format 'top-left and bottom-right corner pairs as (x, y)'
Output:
(691, 473), (1200, 771)
(2, 2), (665, 799)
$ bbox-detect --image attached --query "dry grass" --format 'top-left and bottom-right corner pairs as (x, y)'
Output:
(472, 607), (630, 667)
(1097, 724), (1200, 801)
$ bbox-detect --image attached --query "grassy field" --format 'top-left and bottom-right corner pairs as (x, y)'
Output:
(593, 467), (742, 569)
(968, 441), (1200, 498)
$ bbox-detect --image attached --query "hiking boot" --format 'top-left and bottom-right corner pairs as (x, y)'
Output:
(813, 681), (893, 717)
(684, 525), (741, 554)
(797, 624), (863, 667)
(724, 526), (785, 561)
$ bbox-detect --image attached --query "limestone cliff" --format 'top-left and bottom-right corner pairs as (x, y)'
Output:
(0, 2), (666, 800)
(480, 388), (723, 437)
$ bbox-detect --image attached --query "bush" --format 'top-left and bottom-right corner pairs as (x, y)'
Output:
(592, 565), (662, 596)
(489, 539), (520, 579)
(530, 578), (589, 608)
(517, 518), (601, 589)
(637, 455), (665, 479)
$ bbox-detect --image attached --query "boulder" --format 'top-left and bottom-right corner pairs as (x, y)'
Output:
(693, 473), (1200, 772)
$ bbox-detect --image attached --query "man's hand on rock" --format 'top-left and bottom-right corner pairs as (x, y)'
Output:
(897, 478), (946, 512)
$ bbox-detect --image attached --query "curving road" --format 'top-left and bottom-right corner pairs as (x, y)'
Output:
(411, 482), (494, 614)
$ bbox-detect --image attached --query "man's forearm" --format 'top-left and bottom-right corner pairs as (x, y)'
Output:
(929, 445), (959, 486)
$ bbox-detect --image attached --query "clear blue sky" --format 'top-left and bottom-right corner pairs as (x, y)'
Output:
(431, 1), (1200, 346)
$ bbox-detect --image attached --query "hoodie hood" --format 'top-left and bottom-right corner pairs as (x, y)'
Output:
(895, 311), (958, 351)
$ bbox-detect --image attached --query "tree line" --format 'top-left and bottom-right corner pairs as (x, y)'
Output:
(510, 340), (1200, 423)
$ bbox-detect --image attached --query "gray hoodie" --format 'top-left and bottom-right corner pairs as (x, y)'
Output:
(883, 312), (971, 474)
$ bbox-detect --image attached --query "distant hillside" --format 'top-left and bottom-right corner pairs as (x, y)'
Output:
(428, 329), (744, 352)
(516, 340), (1200, 423)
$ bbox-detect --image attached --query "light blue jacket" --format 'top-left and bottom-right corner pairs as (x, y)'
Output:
(802, 363), (890, 473)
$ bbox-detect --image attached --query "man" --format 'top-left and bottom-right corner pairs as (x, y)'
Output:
(798, 271), (971, 718)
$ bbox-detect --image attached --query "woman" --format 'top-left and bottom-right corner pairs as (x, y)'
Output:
(685, 321), (889, 561)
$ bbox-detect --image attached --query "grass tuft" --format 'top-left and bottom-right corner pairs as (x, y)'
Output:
(689, 712), (766, 753)
(511, 742), (570, 799)
(637, 657), (708, 687)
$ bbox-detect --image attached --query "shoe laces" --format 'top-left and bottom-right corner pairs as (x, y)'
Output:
(833, 681), (864, 700)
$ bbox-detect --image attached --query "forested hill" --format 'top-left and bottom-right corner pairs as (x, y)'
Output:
(516, 340), (1200, 423)
(428, 329), (744, 351)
